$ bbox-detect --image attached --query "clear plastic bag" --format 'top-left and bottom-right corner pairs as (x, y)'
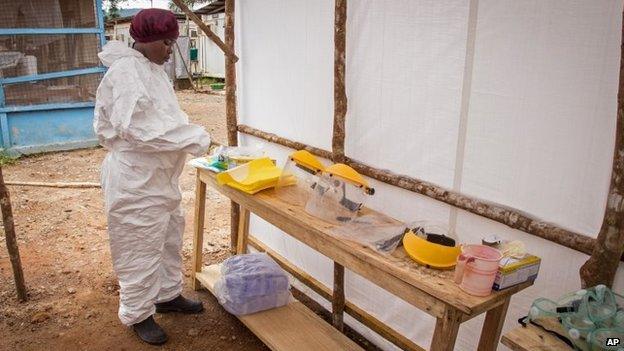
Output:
(330, 214), (406, 254)
(214, 253), (292, 316)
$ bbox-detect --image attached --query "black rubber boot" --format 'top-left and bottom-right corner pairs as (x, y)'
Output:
(155, 295), (204, 314)
(132, 315), (168, 345)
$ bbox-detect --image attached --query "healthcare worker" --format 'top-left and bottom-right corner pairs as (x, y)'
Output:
(94, 9), (210, 345)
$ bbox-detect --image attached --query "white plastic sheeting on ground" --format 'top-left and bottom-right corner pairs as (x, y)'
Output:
(235, 1), (624, 350)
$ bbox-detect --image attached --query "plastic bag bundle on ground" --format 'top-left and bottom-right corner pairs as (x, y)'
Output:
(214, 253), (292, 316)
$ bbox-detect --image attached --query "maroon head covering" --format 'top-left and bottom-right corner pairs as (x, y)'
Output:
(130, 9), (179, 43)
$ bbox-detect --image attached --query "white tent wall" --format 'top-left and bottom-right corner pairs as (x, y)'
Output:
(235, 1), (624, 350)
(460, 0), (622, 236)
(236, 0), (334, 150)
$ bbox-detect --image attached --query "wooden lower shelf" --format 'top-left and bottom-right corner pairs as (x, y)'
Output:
(501, 324), (572, 351)
(196, 265), (364, 351)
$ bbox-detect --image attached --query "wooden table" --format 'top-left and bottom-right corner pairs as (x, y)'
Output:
(191, 168), (533, 351)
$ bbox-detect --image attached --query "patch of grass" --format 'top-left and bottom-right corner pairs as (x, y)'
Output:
(0, 151), (18, 166)
(197, 76), (224, 86)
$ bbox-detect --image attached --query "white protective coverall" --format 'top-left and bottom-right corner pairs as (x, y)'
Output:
(94, 41), (211, 325)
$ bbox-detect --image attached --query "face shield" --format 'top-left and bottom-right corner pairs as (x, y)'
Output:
(275, 150), (326, 207)
(304, 164), (374, 224)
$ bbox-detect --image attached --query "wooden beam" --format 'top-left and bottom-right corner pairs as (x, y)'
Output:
(247, 236), (425, 351)
(579, 8), (624, 288)
(236, 124), (600, 257)
(170, 0), (239, 62)
(0, 167), (27, 301)
(332, 262), (345, 332)
(224, 0), (241, 254)
(346, 158), (596, 257)
(238, 124), (333, 160)
(332, 0), (347, 163)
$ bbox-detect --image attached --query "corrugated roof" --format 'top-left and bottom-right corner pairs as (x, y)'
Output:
(195, 0), (225, 15)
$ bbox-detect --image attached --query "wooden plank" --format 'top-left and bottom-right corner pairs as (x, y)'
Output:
(199, 170), (531, 316)
(477, 297), (510, 350)
(170, 0), (238, 62)
(430, 307), (462, 351)
(236, 207), (250, 254)
(196, 265), (364, 351)
(332, 263), (345, 331)
(191, 172), (207, 291)
(4, 181), (100, 188)
(501, 325), (571, 351)
(248, 236), (425, 351)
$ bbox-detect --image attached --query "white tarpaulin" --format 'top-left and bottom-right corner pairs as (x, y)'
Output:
(235, 0), (624, 350)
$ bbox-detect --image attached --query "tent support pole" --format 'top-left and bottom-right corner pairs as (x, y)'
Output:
(237, 124), (610, 260)
(332, 0), (347, 163)
(224, 0), (240, 254)
(0, 167), (27, 301)
(579, 9), (624, 288)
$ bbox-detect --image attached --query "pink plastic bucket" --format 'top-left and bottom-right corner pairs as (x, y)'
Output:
(453, 244), (502, 296)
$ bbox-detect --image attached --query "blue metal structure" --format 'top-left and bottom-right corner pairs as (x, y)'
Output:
(0, 0), (106, 155)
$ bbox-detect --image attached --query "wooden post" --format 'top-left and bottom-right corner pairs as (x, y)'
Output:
(332, 0), (347, 164)
(477, 298), (510, 350)
(191, 172), (207, 290)
(579, 8), (624, 288)
(225, 0), (241, 254)
(430, 307), (462, 351)
(332, 262), (345, 332)
(170, 0), (239, 62)
(236, 207), (250, 254)
(0, 167), (27, 301)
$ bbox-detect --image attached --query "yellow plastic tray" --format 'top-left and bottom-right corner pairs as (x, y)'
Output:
(216, 157), (284, 194)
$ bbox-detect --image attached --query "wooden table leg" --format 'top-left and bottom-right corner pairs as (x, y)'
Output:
(477, 297), (511, 351)
(332, 262), (345, 332)
(236, 207), (250, 254)
(191, 172), (207, 291)
(230, 202), (240, 254)
(430, 306), (462, 351)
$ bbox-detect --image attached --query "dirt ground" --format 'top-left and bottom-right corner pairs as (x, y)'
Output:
(0, 91), (273, 351)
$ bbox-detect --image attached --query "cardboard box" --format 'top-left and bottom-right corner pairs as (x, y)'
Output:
(493, 254), (541, 291)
